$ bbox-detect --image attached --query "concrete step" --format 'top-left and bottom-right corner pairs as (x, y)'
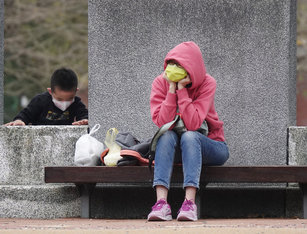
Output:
(0, 185), (80, 219)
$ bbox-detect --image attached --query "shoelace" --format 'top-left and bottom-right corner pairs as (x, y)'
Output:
(152, 199), (167, 211)
(179, 199), (195, 212)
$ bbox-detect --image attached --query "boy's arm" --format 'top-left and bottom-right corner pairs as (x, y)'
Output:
(12, 95), (43, 125)
(73, 100), (88, 125)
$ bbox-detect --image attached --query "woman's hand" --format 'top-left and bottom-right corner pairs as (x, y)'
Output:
(178, 75), (191, 90)
(163, 71), (176, 93)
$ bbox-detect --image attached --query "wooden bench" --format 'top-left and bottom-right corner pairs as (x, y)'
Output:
(45, 166), (307, 218)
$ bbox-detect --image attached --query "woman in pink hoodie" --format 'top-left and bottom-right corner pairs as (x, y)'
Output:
(148, 42), (229, 221)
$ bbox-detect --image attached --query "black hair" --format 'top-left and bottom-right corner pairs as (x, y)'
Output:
(50, 68), (78, 92)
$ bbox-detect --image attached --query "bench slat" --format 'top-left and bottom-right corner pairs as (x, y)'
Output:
(45, 166), (307, 184)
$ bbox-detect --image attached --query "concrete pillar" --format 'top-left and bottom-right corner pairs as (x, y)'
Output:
(88, 0), (296, 166)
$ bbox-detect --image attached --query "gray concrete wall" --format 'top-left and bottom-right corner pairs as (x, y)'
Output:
(89, 0), (296, 166)
(0, 126), (87, 218)
(0, 0), (3, 124)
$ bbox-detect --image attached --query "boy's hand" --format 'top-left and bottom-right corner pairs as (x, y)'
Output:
(178, 75), (191, 90)
(4, 120), (26, 126)
(72, 119), (88, 125)
(163, 71), (176, 93)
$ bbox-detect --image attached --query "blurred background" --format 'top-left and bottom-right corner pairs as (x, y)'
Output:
(3, 0), (88, 123)
(3, 0), (307, 125)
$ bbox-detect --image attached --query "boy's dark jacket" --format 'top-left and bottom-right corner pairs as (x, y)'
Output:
(14, 92), (88, 125)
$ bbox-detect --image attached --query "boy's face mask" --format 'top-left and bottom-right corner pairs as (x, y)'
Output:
(48, 87), (76, 111)
(52, 98), (75, 111)
(165, 64), (187, 82)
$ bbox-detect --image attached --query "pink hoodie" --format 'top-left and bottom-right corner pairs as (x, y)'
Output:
(150, 41), (225, 142)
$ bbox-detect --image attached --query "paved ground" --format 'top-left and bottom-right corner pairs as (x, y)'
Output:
(1, 218), (307, 233)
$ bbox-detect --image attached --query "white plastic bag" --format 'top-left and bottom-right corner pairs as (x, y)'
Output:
(74, 124), (105, 166)
(103, 128), (122, 166)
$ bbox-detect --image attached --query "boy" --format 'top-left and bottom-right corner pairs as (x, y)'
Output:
(5, 68), (88, 126)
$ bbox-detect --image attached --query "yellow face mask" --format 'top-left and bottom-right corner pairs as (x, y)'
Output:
(165, 64), (187, 82)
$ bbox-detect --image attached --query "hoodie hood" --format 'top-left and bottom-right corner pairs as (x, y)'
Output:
(164, 41), (207, 89)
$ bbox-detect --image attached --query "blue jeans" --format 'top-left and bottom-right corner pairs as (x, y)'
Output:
(153, 130), (229, 189)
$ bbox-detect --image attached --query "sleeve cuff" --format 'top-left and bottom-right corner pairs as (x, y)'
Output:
(164, 92), (177, 106)
(176, 88), (189, 102)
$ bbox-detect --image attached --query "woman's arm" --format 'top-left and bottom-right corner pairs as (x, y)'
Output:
(150, 75), (178, 127)
(177, 76), (216, 131)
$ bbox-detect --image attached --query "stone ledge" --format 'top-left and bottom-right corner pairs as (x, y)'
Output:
(288, 126), (307, 165)
(0, 126), (88, 185)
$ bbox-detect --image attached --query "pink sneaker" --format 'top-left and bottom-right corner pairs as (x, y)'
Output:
(176, 199), (198, 221)
(147, 199), (172, 221)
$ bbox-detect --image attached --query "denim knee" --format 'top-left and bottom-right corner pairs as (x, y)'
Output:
(162, 130), (178, 140)
(180, 131), (202, 161)
(180, 131), (200, 145)
(157, 130), (178, 148)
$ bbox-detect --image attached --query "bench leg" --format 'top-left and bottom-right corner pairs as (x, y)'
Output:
(196, 185), (206, 219)
(300, 184), (307, 219)
(195, 191), (201, 219)
(77, 183), (96, 218)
